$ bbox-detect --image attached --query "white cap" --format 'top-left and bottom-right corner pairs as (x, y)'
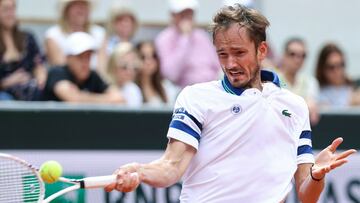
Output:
(168, 0), (199, 13)
(65, 32), (96, 56)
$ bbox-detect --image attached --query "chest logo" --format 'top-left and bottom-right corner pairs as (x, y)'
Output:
(282, 109), (291, 117)
(231, 104), (242, 115)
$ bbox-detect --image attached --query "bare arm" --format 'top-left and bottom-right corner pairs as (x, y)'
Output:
(45, 38), (66, 66)
(295, 163), (324, 203)
(296, 138), (356, 203)
(105, 139), (196, 192)
(54, 81), (125, 103)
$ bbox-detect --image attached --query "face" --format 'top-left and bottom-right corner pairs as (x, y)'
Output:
(139, 43), (158, 76)
(172, 9), (194, 26)
(67, 51), (92, 83)
(113, 15), (136, 40)
(66, 1), (89, 27)
(114, 51), (140, 85)
(282, 41), (306, 73)
(324, 52), (346, 86)
(214, 24), (267, 88)
(0, 0), (17, 29)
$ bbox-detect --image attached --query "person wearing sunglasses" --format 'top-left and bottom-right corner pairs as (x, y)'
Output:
(278, 38), (320, 125)
(316, 43), (360, 107)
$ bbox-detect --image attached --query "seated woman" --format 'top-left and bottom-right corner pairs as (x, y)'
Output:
(44, 0), (106, 71)
(136, 41), (180, 107)
(316, 43), (360, 107)
(106, 42), (143, 107)
(0, 0), (46, 100)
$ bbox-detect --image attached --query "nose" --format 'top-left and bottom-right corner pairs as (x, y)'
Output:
(224, 55), (238, 69)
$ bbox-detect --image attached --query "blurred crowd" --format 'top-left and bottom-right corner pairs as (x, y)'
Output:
(1, 0), (360, 119)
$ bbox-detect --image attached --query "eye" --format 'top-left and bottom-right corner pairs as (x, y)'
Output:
(217, 52), (228, 58)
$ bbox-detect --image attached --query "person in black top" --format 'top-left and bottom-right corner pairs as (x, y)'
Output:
(42, 32), (124, 103)
(0, 0), (47, 100)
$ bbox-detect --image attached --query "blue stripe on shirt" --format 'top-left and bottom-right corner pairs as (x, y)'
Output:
(297, 145), (313, 155)
(170, 120), (201, 141)
(183, 111), (203, 131)
(300, 130), (312, 139)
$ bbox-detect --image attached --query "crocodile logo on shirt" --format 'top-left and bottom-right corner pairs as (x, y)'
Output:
(282, 109), (291, 117)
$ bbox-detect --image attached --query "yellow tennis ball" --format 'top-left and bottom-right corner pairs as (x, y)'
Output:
(39, 161), (63, 184)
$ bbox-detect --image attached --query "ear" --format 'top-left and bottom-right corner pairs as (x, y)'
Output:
(257, 41), (268, 62)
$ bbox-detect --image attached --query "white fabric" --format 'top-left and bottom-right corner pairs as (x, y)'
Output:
(45, 25), (105, 69)
(167, 81), (314, 203)
(120, 82), (143, 107)
(64, 32), (96, 55)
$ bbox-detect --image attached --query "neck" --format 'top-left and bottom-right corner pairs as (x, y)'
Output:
(284, 70), (296, 85)
(69, 24), (85, 32)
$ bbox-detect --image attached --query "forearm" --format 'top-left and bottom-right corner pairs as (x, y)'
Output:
(298, 170), (325, 203)
(138, 159), (182, 188)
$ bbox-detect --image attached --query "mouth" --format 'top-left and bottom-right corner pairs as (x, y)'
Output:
(228, 70), (245, 77)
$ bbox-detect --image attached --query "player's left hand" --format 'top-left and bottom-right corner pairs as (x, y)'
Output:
(311, 137), (356, 180)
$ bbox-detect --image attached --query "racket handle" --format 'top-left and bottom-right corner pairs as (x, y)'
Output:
(81, 173), (139, 189)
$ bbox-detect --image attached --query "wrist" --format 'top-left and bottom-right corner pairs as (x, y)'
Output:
(310, 164), (325, 181)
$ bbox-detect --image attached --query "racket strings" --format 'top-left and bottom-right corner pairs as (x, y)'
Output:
(0, 157), (43, 203)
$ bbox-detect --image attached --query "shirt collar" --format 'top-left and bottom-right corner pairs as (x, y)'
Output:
(221, 70), (281, 96)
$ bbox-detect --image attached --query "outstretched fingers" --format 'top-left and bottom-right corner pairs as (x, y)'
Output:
(327, 137), (344, 153)
(336, 149), (357, 161)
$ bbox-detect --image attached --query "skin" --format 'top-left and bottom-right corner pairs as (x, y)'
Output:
(172, 9), (194, 35)
(324, 52), (346, 86)
(113, 15), (135, 42)
(214, 24), (267, 90)
(282, 41), (307, 82)
(105, 23), (356, 203)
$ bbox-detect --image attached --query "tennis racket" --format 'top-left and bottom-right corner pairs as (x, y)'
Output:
(0, 153), (138, 203)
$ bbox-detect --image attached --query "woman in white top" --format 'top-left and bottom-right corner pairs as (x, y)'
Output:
(136, 41), (180, 107)
(106, 42), (143, 107)
(45, 0), (106, 71)
(316, 43), (360, 107)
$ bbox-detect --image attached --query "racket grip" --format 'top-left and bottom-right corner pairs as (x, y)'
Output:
(82, 173), (139, 189)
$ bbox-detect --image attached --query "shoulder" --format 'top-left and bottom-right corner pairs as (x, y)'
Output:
(177, 81), (221, 103)
(278, 86), (309, 117)
(156, 26), (176, 41)
(45, 25), (62, 38)
(90, 25), (105, 36)
(48, 66), (72, 79)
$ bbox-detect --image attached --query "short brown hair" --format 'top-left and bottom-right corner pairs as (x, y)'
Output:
(211, 4), (269, 48)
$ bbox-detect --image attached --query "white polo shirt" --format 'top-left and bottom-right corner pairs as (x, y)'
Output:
(167, 70), (314, 203)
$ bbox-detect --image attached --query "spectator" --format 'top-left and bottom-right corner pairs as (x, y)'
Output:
(136, 41), (180, 106)
(42, 32), (124, 104)
(278, 38), (320, 125)
(155, 0), (220, 88)
(0, 0), (46, 101)
(106, 5), (138, 54)
(106, 42), (143, 107)
(316, 43), (360, 107)
(45, 0), (106, 72)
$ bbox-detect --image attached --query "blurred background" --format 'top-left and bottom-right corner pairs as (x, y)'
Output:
(1, 0), (360, 202)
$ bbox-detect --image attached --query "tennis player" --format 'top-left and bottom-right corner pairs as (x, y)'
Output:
(105, 4), (356, 203)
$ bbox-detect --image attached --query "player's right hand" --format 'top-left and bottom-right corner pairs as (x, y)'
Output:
(105, 163), (141, 193)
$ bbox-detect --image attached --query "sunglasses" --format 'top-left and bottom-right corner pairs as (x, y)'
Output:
(287, 51), (307, 59)
(325, 62), (345, 71)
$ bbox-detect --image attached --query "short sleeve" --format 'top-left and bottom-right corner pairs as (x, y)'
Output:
(297, 106), (315, 164)
(45, 67), (69, 93)
(167, 87), (205, 150)
(88, 71), (108, 93)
